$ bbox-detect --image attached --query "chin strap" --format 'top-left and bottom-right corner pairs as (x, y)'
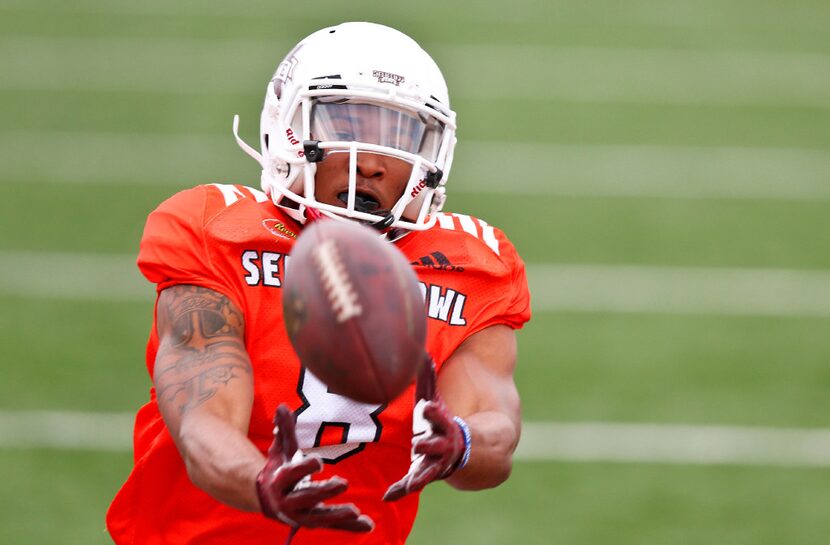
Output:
(304, 207), (323, 222)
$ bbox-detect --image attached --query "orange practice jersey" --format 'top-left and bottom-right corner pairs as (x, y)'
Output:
(107, 183), (531, 545)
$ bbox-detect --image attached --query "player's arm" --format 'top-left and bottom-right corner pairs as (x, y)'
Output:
(153, 284), (264, 512)
(384, 323), (520, 500)
(437, 323), (520, 490)
(154, 284), (374, 531)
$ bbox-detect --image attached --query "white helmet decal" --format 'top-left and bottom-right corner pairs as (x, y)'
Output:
(371, 70), (405, 86)
(233, 22), (457, 232)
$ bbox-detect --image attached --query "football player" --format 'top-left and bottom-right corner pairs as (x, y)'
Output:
(107, 22), (531, 545)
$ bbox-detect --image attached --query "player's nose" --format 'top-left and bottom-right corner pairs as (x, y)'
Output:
(355, 152), (387, 180)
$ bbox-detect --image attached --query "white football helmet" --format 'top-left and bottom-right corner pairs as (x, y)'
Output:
(233, 22), (457, 231)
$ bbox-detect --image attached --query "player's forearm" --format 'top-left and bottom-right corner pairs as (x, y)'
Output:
(179, 411), (266, 512)
(445, 410), (519, 490)
(153, 285), (266, 511)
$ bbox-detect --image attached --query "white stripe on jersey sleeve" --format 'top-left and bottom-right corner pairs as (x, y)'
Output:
(477, 219), (501, 255)
(454, 214), (479, 237)
(432, 213), (501, 255)
(436, 213), (455, 230)
(211, 183), (268, 206)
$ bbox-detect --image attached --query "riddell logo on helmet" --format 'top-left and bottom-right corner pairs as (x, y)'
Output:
(410, 179), (427, 198)
(285, 128), (300, 146)
(372, 70), (405, 86)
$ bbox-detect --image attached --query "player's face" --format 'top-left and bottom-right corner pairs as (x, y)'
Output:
(313, 151), (411, 215)
(310, 100), (434, 215)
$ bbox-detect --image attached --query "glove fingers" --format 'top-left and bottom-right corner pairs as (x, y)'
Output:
(283, 477), (348, 510)
(307, 503), (360, 521)
(404, 461), (443, 493)
(382, 476), (409, 502)
(257, 458), (283, 484)
(422, 402), (452, 432)
(275, 404), (298, 459)
(278, 456), (323, 488)
(328, 514), (375, 532)
(299, 506), (374, 532)
(383, 459), (443, 502)
(384, 462), (427, 502)
(415, 357), (436, 401)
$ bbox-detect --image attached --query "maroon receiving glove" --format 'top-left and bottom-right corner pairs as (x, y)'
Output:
(256, 404), (374, 533)
(383, 358), (471, 502)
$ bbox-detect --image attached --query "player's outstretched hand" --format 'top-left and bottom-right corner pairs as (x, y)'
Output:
(383, 358), (468, 502)
(256, 404), (374, 533)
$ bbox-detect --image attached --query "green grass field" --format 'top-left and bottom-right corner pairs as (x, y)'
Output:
(2, 0), (829, 543)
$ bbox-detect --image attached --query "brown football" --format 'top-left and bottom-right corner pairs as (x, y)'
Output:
(282, 218), (427, 404)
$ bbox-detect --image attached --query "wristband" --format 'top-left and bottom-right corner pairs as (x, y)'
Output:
(453, 416), (472, 471)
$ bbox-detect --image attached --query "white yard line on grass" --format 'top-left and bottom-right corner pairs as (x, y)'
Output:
(4, 131), (830, 202)
(526, 264), (830, 318)
(457, 141), (830, 202)
(518, 422), (830, 468)
(1, 36), (828, 108)
(0, 251), (153, 303)
(0, 411), (133, 452)
(2, 1), (828, 35)
(3, 410), (830, 468)
(2, 251), (830, 317)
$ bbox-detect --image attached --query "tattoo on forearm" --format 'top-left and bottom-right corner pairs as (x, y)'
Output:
(157, 363), (249, 415)
(155, 285), (251, 416)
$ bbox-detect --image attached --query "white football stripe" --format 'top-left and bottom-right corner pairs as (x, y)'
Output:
(0, 251), (152, 302)
(454, 141), (830, 202)
(0, 411), (133, 451)
(2, 0), (826, 33)
(517, 422), (830, 468)
(2, 251), (830, 317)
(526, 264), (830, 317)
(3, 410), (830, 468)
(1, 36), (828, 107)
(3, 131), (830, 202)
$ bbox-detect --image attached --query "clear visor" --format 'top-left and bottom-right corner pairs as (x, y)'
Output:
(310, 100), (445, 163)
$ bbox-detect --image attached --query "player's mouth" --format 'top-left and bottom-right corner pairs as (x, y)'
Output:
(338, 190), (381, 213)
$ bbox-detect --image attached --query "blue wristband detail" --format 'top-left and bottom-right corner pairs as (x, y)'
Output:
(453, 416), (472, 471)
